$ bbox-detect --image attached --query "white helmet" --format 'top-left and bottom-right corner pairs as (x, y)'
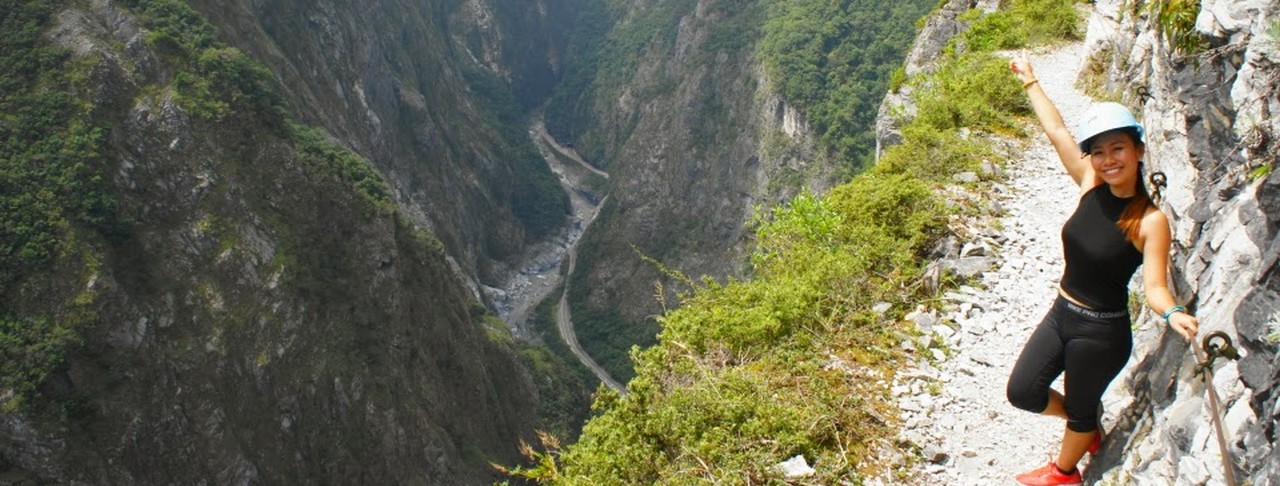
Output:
(1075, 102), (1144, 154)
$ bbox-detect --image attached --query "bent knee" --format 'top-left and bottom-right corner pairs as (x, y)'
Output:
(1006, 383), (1048, 413)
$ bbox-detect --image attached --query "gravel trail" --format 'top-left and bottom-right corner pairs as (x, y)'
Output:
(902, 42), (1101, 484)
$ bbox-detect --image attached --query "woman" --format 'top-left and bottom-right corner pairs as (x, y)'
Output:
(1003, 53), (1199, 486)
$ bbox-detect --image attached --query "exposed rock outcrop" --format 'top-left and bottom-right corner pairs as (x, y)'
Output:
(875, 0), (999, 162)
(1073, 1), (1279, 483)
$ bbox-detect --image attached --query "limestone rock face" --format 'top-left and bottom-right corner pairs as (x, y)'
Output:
(1079, 1), (1280, 483)
(875, 0), (997, 162)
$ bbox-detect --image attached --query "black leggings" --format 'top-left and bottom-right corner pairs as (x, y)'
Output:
(1006, 296), (1132, 432)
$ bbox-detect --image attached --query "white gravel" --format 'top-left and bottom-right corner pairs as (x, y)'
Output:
(901, 42), (1104, 484)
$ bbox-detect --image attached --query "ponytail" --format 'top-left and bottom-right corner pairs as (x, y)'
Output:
(1116, 171), (1166, 243)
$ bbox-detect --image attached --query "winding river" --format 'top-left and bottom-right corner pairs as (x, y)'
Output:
(492, 115), (624, 393)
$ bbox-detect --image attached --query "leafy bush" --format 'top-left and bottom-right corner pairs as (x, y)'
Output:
(960, 0), (1080, 52)
(1143, 0), (1206, 55)
(913, 51), (1029, 134)
(0, 314), (81, 403)
(120, 0), (287, 124)
(826, 171), (945, 253)
(877, 122), (993, 180)
(960, 9), (1028, 52)
(290, 123), (393, 209)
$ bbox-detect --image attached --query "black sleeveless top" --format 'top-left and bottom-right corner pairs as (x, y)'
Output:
(1060, 185), (1144, 311)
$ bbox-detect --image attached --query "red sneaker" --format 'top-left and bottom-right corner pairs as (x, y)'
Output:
(1014, 461), (1082, 486)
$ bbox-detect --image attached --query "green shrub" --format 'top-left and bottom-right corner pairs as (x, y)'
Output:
(888, 66), (908, 93)
(957, 0), (1080, 53)
(1144, 0), (1206, 55)
(290, 123), (393, 209)
(877, 122), (993, 181)
(961, 10), (1028, 52)
(914, 51), (1029, 134)
(1010, 0), (1082, 44)
(0, 314), (81, 401)
(826, 172), (945, 253)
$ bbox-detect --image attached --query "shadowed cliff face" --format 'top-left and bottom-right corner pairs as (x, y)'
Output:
(0, 0), (572, 483)
(185, 0), (579, 288)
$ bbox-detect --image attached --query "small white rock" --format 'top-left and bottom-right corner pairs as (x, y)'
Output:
(773, 455), (816, 478)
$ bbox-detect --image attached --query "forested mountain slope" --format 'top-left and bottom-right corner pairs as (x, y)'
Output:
(0, 0), (579, 482)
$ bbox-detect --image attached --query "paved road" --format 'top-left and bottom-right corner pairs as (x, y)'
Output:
(556, 242), (626, 393)
(533, 120), (609, 179)
(529, 117), (625, 393)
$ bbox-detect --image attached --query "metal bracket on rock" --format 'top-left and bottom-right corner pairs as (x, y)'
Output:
(1193, 331), (1240, 381)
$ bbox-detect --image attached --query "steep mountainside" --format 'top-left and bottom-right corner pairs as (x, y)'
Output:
(548, 0), (933, 379)
(0, 0), (579, 483)
(185, 0), (579, 291)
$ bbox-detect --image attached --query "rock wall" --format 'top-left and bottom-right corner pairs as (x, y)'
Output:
(1077, 1), (1280, 483)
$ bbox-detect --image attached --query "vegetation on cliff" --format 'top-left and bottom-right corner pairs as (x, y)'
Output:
(462, 65), (569, 242)
(0, 0), (402, 408)
(501, 0), (1081, 482)
(758, 0), (936, 171)
(1, 0), (117, 405)
(2, 1), (594, 482)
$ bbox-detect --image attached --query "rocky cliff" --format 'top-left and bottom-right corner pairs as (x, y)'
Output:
(875, 0), (999, 161)
(0, 0), (581, 483)
(1077, 0), (1280, 483)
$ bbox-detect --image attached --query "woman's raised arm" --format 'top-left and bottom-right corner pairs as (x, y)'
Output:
(1010, 53), (1094, 188)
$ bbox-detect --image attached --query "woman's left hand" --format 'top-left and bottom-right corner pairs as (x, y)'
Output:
(1169, 312), (1199, 341)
